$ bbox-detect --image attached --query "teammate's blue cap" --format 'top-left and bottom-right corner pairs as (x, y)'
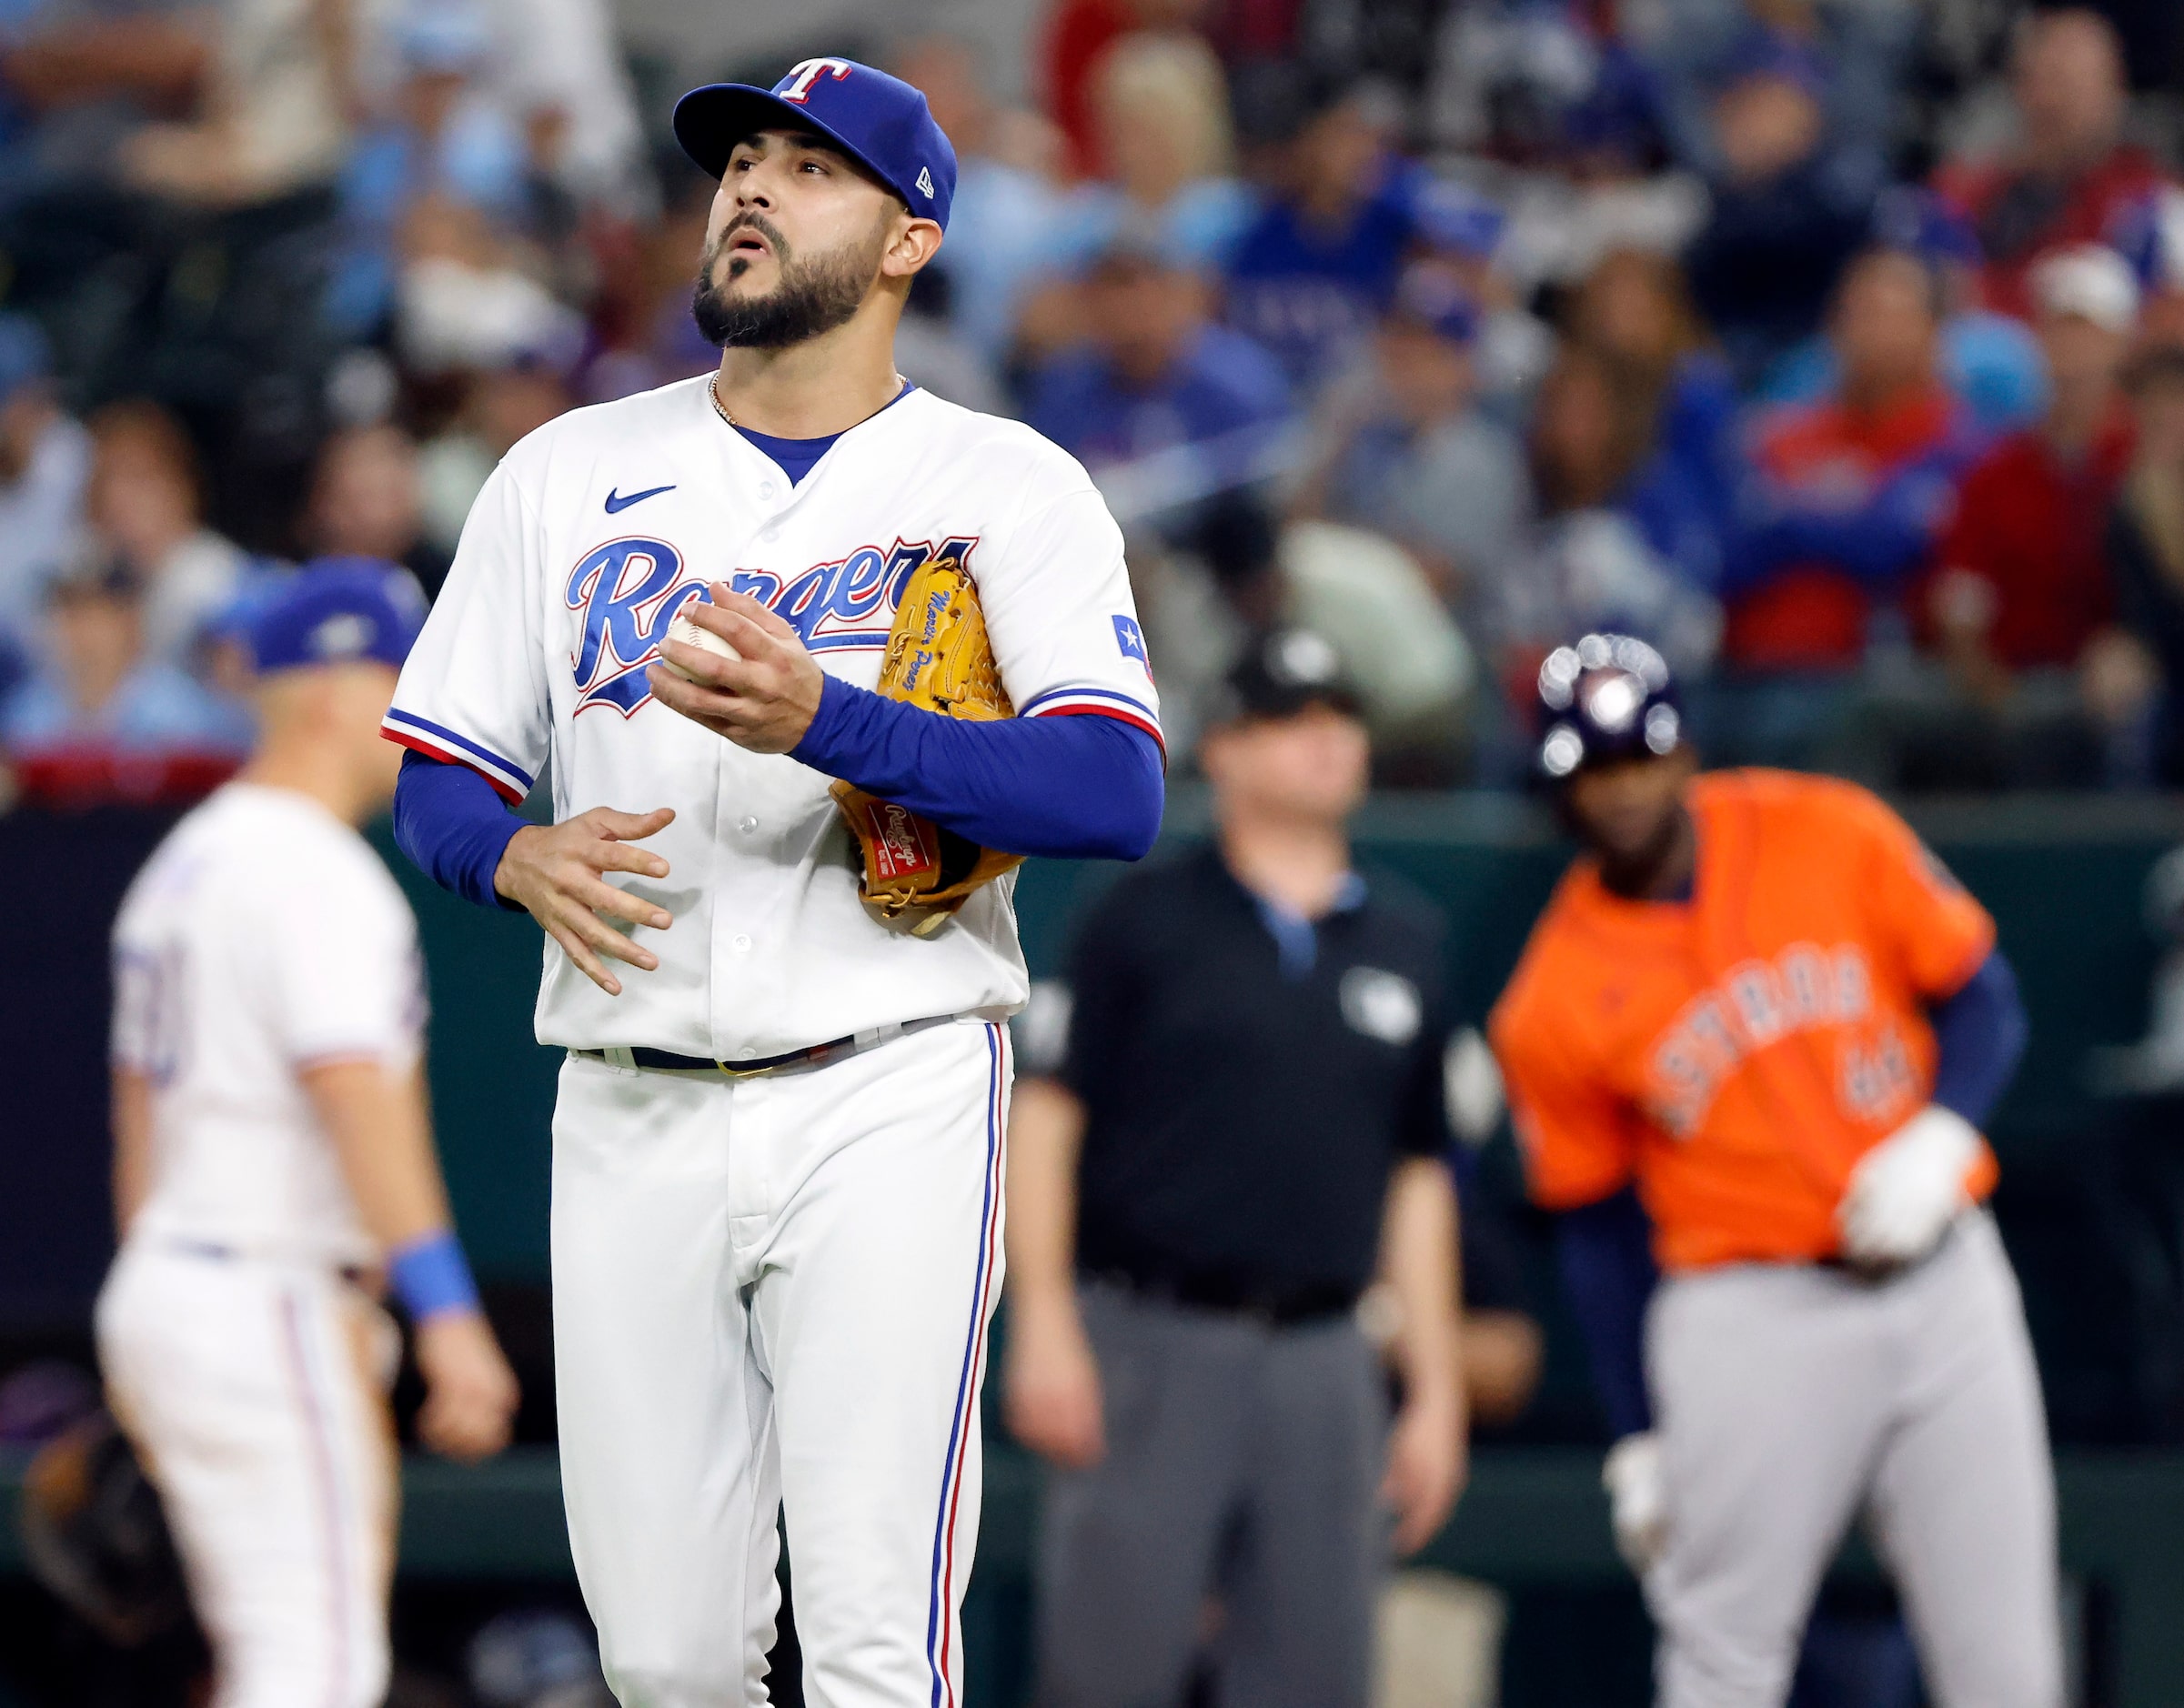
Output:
(246, 558), (427, 676)
(674, 58), (958, 233)
(1535, 632), (1683, 779)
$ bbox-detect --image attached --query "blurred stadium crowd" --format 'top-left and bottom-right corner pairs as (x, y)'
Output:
(5, 4), (2184, 1701)
(1, 0), (2184, 804)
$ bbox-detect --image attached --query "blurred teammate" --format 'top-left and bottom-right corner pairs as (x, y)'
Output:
(96, 561), (518, 1708)
(1490, 633), (2058, 1707)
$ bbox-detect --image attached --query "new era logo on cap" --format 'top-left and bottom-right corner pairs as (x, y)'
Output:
(310, 612), (374, 658)
(672, 57), (960, 230)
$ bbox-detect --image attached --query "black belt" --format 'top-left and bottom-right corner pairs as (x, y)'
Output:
(1814, 1211), (1968, 1284)
(1095, 1270), (1359, 1328)
(160, 1238), (368, 1285)
(573, 1015), (955, 1079)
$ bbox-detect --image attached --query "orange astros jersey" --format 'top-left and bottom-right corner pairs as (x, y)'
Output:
(1488, 769), (1999, 1271)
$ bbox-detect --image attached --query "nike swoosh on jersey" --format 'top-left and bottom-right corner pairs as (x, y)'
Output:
(604, 484), (677, 513)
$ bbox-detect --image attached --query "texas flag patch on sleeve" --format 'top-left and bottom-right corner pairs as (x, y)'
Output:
(1112, 614), (1152, 679)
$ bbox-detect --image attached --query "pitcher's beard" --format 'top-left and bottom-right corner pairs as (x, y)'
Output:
(692, 220), (885, 350)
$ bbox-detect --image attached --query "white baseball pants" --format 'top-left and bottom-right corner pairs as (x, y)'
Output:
(550, 1018), (1011, 1708)
(1645, 1211), (2062, 1708)
(96, 1243), (399, 1708)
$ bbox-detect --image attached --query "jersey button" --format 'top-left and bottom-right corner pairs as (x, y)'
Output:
(739, 815), (760, 834)
(731, 933), (753, 953)
(759, 480), (778, 498)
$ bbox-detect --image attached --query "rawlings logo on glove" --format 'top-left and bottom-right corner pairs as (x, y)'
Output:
(833, 553), (1023, 937)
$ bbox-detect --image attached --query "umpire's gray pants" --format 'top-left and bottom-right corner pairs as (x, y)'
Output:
(1646, 1211), (2062, 1708)
(1033, 1281), (1387, 1708)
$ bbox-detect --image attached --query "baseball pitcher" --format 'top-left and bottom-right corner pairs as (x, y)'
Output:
(383, 59), (1165, 1708)
(1490, 634), (2059, 1708)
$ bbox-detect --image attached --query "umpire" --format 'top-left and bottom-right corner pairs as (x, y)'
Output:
(1004, 628), (1466, 1708)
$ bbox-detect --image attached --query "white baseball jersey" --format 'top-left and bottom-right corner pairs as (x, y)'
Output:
(110, 782), (427, 1265)
(384, 377), (1162, 1060)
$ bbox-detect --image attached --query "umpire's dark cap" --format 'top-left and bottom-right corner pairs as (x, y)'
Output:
(675, 58), (958, 232)
(1212, 628), (1364, 726)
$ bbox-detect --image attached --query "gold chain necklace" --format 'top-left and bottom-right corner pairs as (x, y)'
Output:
(708, 372), (909, 435)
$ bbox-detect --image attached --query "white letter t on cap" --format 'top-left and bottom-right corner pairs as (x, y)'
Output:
(781, 58), (854, 102)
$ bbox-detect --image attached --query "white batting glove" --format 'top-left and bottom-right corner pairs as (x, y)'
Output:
(1837, 1105), (1981, 1267)
(1602, 1432), (1668, 1575)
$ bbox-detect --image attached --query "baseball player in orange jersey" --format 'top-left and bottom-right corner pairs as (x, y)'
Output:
(1489, 634), (2060, 1708)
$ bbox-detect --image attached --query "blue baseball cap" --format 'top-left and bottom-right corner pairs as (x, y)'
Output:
(1717, 29), (1828, 99)
(246, 558), (426, 676)
(674, 58), (958, 232)
(1389, 266), (1478, 345)
(1870, 186), (1982, 270)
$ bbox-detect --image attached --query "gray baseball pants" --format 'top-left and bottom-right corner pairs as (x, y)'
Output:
(1033, 1280), (1388, 1708)
(1646, 1211), (2062, 1708)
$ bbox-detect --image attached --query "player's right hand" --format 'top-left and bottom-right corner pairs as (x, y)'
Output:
(494, 808), (677, 996)
(1002, 1295), (1106, 1469)
(415, 1309), (520, 1463)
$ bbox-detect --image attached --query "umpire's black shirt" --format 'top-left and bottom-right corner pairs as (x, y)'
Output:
(1057, 842), (1450, 1309)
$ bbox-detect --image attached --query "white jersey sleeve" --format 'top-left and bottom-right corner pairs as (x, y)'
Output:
(383, 456), (554, 801)
(975, 454), (1162, 752)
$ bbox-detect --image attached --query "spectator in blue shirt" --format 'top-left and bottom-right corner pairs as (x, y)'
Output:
(0, 314), (86, 659)
(1027, 235), (1293, 534)
(1002, 31), (1260, 387)
(1683, 38), (1881, 390)
(1223, 75), (1504, 397)
(892, 35), (1070, 369)
(1758, 188), (2050, 437)
(1291, 267), (1526, 608)
(1, 554), (251, 763)
(1038, 33), (1256, 286)
(332, 5), (531, 338)
(1566, 249), (1744, 593)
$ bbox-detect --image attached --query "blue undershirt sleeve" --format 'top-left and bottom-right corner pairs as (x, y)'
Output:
(392, 749), (528, 911)
(1555, 1187), (1660, 1442)
(1927, 948), (2028, 1128)
(790, 676), (1164, 861)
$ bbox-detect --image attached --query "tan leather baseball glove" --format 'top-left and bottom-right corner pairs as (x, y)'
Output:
(832, 552), (1023, 937)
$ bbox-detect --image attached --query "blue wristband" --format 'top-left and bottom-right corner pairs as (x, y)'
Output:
(388, 1230), (481, 1322)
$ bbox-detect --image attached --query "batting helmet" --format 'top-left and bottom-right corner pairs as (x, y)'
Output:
(1535, 632), (1684, 779)
(20, 1411), (189, 1645)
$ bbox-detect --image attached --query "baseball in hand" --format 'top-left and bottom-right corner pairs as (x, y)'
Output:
(659, 608), (742, 681)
